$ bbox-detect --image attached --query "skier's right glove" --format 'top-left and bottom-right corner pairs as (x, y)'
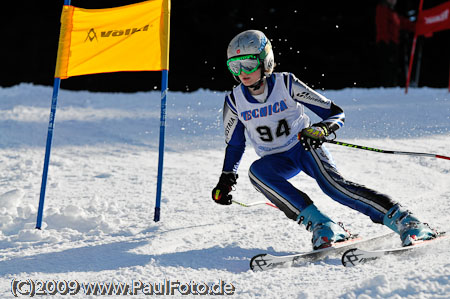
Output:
(298, 123), (330, 151)
(212, 172), (238, 205)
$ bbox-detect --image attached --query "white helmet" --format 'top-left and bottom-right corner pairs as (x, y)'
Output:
(227, 30), (275, 77)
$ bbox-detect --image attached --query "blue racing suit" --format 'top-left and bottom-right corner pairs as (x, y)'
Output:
(221, 72), (396, 223)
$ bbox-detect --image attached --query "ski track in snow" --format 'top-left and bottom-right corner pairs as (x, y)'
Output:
(0, 83), (449, 298)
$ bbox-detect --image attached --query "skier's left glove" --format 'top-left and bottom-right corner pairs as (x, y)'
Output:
(298, 123), (330, 151)
(212, 172), (238, 205)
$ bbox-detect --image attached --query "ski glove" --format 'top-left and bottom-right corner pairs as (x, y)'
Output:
(298, 123), (330, 151)
(212, 172), (238, 205)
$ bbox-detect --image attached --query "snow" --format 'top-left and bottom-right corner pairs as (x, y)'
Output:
(0, 83), (449, 298)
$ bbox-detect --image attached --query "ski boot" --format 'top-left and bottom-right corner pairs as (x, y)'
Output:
(383, 205), (437, 246)
(297, 204), (351, 250)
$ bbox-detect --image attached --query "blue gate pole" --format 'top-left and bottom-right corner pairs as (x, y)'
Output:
(36, 0), (71, 229)
(36, 78), (61, 229)
(154, 69), (169, 222)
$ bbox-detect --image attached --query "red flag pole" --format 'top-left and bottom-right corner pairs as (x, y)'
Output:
(405, 35), (417, 94)
(406, 0), (425, 94)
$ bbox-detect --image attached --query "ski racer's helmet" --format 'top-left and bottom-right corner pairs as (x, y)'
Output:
(227, 30), (275, 77)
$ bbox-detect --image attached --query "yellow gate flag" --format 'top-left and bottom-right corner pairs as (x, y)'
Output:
(55, 0), (170, 79)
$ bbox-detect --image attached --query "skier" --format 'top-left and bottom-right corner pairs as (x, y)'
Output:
(211, 29), (437, 249)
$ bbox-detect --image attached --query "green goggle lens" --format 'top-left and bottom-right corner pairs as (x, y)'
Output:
(226, 55), (260, 76)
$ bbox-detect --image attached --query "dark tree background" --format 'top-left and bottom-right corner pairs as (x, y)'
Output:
(1, 0), (449, 92)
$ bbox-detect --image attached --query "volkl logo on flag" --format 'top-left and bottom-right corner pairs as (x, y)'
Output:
(100, 24), (150, 37)
(85, 25), (150, 42)
(85, 28), (98, 42)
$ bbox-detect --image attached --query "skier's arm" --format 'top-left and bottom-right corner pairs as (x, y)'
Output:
(212, 95), (245, 205)
(222, 95), (246, 173)
(288, 73), (345, 134)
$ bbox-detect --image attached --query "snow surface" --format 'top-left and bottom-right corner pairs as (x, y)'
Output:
(0, 83), (449, 298)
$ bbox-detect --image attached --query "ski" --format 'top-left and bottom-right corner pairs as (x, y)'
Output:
(250, 232), (395, 271)
(341, 232), (447, 267)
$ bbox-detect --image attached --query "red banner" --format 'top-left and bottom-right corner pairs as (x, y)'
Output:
(416, 1), (450, 36)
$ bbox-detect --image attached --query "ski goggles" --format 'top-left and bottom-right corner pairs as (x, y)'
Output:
(226, 55), (261, 76)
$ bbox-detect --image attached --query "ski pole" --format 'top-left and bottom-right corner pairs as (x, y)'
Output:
(232, 199), (278, 209)
(325, 139), (450, 161)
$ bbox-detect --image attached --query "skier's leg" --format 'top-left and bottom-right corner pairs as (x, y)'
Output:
(300, 145), (436, 245)
(248, 152), (309, 220)
(299, 144), (395, 223)
(249, 146), (349, 249)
